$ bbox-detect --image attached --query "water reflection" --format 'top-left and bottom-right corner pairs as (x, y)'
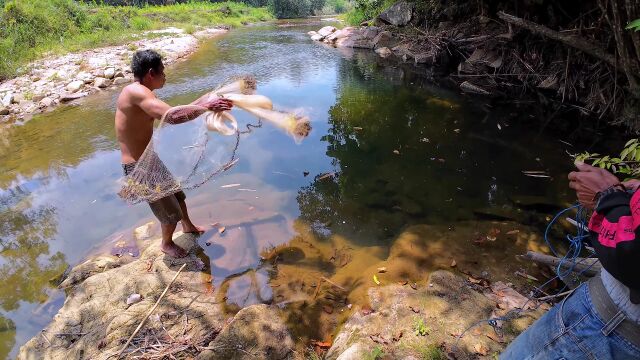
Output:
(0, 20), (614, 358)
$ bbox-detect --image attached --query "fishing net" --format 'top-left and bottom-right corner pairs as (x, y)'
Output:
(118, 76), (312, 205)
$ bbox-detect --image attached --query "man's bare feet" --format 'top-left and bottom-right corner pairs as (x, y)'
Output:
(161, 241), (188, 258)
(181, 221), (205, 235)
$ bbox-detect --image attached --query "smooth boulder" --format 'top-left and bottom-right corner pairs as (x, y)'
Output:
(378, 1), (414, 26)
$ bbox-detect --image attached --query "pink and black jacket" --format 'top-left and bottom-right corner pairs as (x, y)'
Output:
(588, 190), (640, 303)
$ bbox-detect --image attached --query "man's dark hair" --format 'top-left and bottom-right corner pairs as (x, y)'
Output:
(131, 50), (163, 80)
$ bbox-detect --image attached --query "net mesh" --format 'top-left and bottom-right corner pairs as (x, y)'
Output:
(118, 76), (312, 205)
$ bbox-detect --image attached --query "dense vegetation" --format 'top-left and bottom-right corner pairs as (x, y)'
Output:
(0, 0), (272, 80)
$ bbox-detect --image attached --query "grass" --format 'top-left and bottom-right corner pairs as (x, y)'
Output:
(364, 345), (385, 360)
(0, 0), (273, 80)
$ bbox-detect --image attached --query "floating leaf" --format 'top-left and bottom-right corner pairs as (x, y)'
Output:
(373, 274), (381, 285)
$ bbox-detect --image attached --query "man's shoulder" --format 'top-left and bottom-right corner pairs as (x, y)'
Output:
(121, 82), (154, 101)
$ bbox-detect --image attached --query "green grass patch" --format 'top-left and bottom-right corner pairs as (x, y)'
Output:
(0, 0), (273, 80)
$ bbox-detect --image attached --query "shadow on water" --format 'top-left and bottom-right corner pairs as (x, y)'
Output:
(0, 20), (628, 358)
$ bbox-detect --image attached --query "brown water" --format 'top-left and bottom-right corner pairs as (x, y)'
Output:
(0, 20), (612, 358)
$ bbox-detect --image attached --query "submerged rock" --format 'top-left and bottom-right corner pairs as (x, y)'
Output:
(66, 80), (84, 93)
(18, 235), (295, 360)
(326, 271), (541, 359)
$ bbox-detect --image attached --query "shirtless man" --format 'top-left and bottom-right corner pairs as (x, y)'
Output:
(115, 49), (232, 258)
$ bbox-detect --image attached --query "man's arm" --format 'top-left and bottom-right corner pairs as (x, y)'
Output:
(134, 86), (232, 125)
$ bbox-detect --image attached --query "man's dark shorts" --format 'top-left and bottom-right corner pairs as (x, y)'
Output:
(123, 162), (185, 224)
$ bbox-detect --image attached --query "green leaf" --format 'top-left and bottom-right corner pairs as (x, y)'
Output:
(626, 19), (640, 31)
(625, 138), (638, 147)
(622, 148), (631, 160)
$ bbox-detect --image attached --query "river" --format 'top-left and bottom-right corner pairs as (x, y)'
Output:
(0, 19), (603, 358)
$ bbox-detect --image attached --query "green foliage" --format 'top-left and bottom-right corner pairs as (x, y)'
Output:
(364, 346), (385, 360)
(576, 138), (640, 177)
(0, 0), (273, 80)
(627, 18), (640, 31)
(414, 317), (429, 336)
(414, 343), (446, 360)
(343, 0), (395, 24)
(268, 0), (325, 18)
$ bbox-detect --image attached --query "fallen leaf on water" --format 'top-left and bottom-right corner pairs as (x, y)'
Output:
(487, 228), (500, 241)
(311, 340), (332, 348)
(410, 283), (418, 290)
(218, 227), (226, 234)
(398, 280), (409, 285)
(353, 126), (363, 131)
(486, 332), (504, 343)
(373, 274), (381, 285)
(393, 150), (400, 155)
(377, 267), (387, 273)
(450, 259), (457, 268)
(318, 172), (335, 180)
(506, 230), (520, 235)
(474, 343), (490, 356)
(453, 128), (461, 133)
(221, 183), (241, 188)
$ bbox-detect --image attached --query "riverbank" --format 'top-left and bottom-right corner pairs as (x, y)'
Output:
(315, 0), (640, 130)
(18, 221), (547, 359)
(0, 27), (227, 124)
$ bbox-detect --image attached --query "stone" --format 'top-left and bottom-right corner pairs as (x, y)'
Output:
(0, 107), (9, 116)
(326, 271), (538, 359)
(60, 92), (88, 103)
(66, 80), (84, 93)
(114, 71), (124, 78)
(378, 1), (414, 26)
(372, 30), (395, 49)
(196, 304), (294, 360)
(104, 67), (116, 79)
(113, 77), (131, 85)
(317, 25), (337, 37)
(134, 222), (155, 241)
(375, 47), (393, 58)
(39, 97), (54, 108)
(311, 34), (324, 42)
(1, 92), (12, 107)
(307, 31), (318, 37)
(362, 26), (380, 40)
(32, 94), (45, 103)
(94, 77), (112, 88)
(12, 93), (24, 104)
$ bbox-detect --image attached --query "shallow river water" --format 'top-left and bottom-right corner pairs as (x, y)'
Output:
(0, 19), (609, 358)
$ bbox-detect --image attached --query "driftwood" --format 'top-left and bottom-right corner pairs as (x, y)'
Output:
(497, 11), (639, 75)
(522, 251), (601, 277)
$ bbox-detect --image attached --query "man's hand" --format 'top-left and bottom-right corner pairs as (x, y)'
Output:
(205, 98), (233, 113)
(568, 162), (621, 210)
(623, 179), (640, 192)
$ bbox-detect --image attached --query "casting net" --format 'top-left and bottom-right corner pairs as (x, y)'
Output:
(118, 76), (312, 204)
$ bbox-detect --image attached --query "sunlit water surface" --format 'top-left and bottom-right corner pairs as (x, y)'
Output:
(0, 19), (602, 358)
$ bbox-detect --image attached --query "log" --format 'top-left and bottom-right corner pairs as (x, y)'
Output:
(497, 11), (640, 76)
(522, 251), (601, 276)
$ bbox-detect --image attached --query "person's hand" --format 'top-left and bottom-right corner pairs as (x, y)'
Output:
(568, 162), (621, 210)
(623, 179), (640, 192)
(206, 98), (233, 112)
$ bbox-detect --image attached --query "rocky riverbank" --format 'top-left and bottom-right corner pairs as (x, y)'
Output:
(310, 0), (640, 127)
(18, 220), (550, 359)
(0, 27), (227, 125)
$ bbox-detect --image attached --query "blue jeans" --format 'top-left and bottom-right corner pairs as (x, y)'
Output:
(501, 283), (640, 360)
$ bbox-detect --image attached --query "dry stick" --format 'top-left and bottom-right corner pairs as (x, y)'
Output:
(117, 263), (187, 359)
(313, 278), (324, 299)
(320, 276), (347, 292)
(537, 290), (573, 301)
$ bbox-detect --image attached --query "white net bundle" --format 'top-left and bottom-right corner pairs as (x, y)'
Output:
(118, 76), (312, 204)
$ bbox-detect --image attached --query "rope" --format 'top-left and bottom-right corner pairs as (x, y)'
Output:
(454, 203), (596, 350)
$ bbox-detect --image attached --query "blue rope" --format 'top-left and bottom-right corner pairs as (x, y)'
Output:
(455, 203), (595, 349)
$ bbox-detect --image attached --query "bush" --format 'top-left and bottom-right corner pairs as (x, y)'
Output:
(268, 0), (325, 18)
